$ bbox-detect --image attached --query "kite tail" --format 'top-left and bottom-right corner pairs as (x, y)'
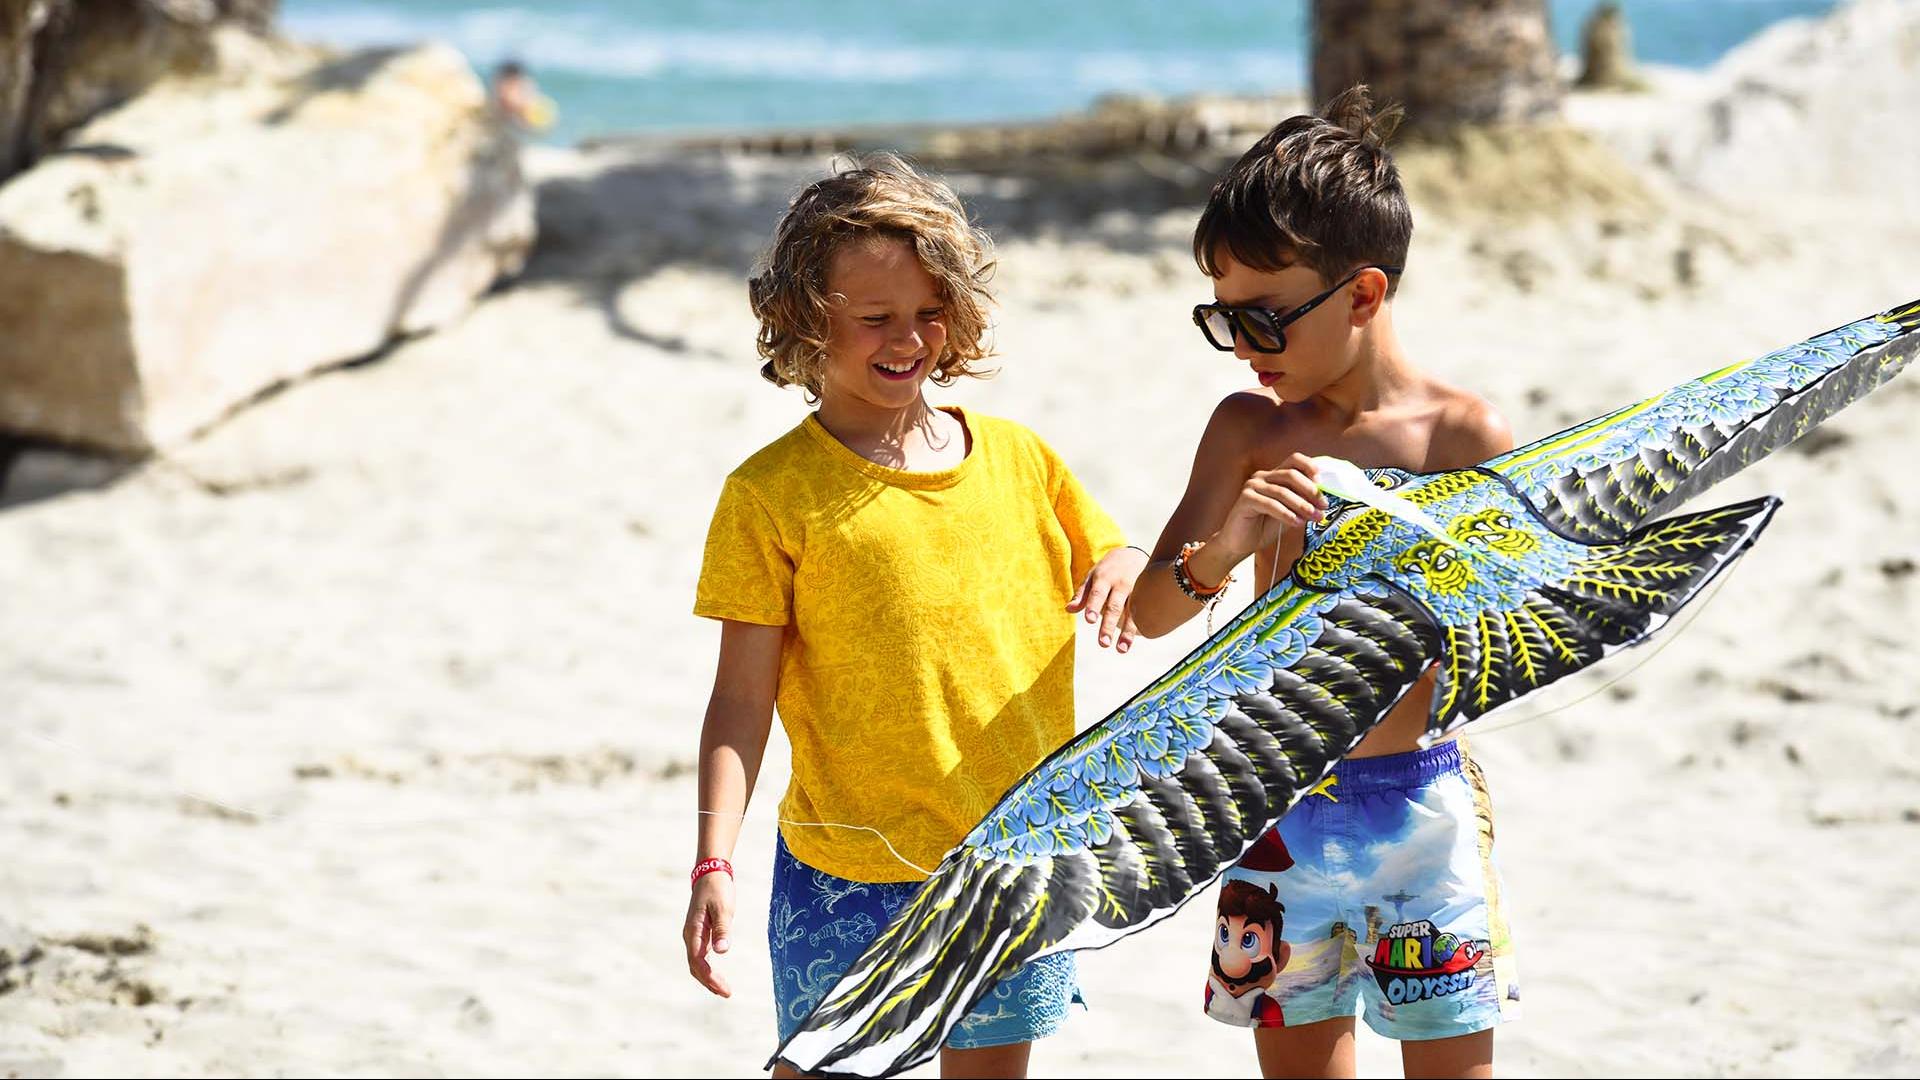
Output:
(1489, 297), (1920, 543)
(1630, 306), (1920, 525)
(1880, 297), (1920, 333)
(770, 848), (1097, 1079)
(1427, 495), (1780, 737)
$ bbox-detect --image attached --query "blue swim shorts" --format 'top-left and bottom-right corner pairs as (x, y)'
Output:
(769, 833), (1083, 1050)
(1202, 740), (1520, 1040)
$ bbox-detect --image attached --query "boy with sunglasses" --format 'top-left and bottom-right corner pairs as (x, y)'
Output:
(1128, 86), (1520, 1079)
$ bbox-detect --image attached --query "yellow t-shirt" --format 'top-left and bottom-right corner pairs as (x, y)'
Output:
(694, 407), (1125, 882)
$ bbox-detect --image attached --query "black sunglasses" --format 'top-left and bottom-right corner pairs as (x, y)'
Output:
(1192, 264), (1402, 354)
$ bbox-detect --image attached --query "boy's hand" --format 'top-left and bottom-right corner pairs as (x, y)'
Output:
(1068, 545), (1149, 653)
(1214, 453), (1327, 559)
(684, 870), (736, 997)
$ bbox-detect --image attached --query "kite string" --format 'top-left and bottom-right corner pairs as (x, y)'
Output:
(13, 727), (937, 875)
(1211, 516), (1289, 635)
(15, 545), (1742, 879)
(702, 810), (936, 877)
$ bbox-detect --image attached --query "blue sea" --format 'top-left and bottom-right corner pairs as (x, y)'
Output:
(282, 1), (1840, 146)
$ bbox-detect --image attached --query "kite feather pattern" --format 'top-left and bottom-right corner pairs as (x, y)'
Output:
(771, 298), (1920, 1079)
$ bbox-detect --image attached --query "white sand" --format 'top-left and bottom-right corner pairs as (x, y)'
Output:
(3, 4), (1918, 1075)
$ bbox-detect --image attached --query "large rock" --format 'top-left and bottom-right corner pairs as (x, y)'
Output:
(0, 36), (534, 452)
(2, 0), (280, 181)
(1655, 0), (1920, 211)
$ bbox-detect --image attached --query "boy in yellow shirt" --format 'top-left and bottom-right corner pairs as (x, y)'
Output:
(684, 156), (1145, 1079)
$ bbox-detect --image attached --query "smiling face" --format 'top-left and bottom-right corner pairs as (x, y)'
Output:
(817, 235), (950, 418)
(1208, 252), (1381, 403)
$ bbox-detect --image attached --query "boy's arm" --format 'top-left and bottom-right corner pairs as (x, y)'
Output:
(1128, 399), (1249, 638)
(1130, 396), (1325, 638)
(685, 619), (782, 999)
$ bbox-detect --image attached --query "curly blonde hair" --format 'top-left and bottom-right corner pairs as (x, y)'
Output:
(749, 154), (997, 398)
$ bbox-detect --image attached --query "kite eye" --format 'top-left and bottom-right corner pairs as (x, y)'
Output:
(1241, 930), (1261, 955)
(1218, 923), (1230, 946)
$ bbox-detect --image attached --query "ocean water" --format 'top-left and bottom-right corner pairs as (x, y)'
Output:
(281, 0), (1840, 146)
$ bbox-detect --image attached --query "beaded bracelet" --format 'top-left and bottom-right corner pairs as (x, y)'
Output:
(691, 857), (733, 886)
(1173, 540), (1232, 602)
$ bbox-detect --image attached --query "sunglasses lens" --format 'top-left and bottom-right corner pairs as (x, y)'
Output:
(1199, 309), (1237, 350)
(1233, 310), (1285, 353)
(1198, 307), (1289, 353)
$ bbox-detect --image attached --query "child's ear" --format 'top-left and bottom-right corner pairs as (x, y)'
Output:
(1350, 268), (1391, 325)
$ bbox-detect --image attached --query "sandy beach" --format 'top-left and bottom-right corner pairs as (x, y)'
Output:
(3, 3), (1919, 1076)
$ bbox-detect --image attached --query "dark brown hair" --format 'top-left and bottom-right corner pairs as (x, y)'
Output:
(1218, 879), (1286, 934)
(1193, 84), (1411, 295)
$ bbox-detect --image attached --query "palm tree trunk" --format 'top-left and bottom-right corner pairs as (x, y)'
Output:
(1311, 0), (1562, 135)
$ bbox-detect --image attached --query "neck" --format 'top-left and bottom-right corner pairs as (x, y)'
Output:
(815, 393), (952, 466)
(1309, 313), (1416, 423)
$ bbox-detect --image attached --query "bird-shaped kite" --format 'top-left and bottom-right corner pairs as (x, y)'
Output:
(772, 298), (1920, 1078)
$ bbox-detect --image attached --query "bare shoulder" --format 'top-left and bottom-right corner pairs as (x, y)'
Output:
(1199, 390), (1281, 465)
(1149, 390), (1308, 563)
(1210, 388), (1325, 462)
(1429, 385), (1515, 470)
(1208, 389), (1282, 434)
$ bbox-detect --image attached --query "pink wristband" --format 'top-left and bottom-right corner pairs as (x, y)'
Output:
(691, 857), (733, 885)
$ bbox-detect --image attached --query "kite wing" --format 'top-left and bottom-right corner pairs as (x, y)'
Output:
(775, 494), (1778, 1078)
(1485, 299), (1920, 541)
